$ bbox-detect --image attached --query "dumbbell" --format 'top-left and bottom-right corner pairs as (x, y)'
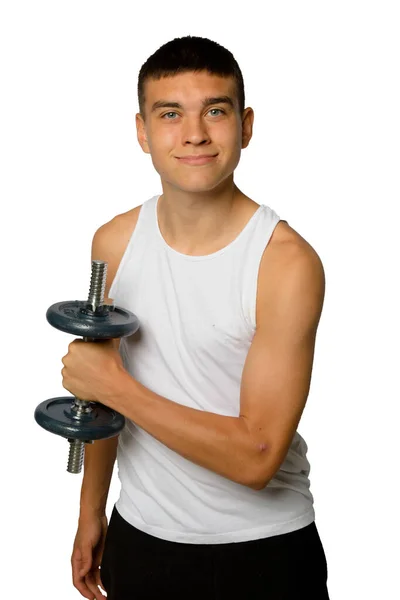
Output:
(34, 260), (140, 474)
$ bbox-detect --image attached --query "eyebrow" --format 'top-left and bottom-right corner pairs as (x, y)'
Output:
(151, 96), (235, 113)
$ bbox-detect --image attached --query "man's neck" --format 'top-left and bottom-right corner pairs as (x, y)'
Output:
(157, 182), (244, 253)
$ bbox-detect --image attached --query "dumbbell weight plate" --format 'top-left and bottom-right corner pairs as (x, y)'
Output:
(34, 396), (125, 440)
(46, 300), (139, 338)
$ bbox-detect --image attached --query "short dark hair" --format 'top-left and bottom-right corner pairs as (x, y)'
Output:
(138, 36), (245, 119)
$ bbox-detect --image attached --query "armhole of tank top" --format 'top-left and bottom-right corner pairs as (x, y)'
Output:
(246, 212), (286, 332)
(108, 204), (144, 300)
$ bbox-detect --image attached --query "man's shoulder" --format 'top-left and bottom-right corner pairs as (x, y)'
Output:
(255, 219), (325, 328)
(268, 218), (322, 264)
(91, 204), (143, 280)
(95, 204), (143, 243)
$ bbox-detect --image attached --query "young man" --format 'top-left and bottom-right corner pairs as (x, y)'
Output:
(63, 36), (329, 599)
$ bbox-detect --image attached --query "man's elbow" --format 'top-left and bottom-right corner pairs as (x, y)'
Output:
(240, 459), (271, 491)
(246, 475), (270, 491)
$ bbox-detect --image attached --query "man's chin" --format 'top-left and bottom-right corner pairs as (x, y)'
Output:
(162, 181), (222, 195)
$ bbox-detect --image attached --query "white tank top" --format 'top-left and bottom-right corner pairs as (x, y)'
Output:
(109, 194), (315, 544)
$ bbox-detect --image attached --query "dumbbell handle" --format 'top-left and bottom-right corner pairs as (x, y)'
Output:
(71, 258), (108, 414)
(67, 260), (108, 473)
(70, 336), (96, 416)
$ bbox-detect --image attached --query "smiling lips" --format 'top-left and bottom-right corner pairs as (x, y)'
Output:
(177, 154), (217, 165)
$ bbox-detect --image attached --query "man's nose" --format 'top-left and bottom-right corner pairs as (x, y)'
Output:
(181, 116), (211, 145)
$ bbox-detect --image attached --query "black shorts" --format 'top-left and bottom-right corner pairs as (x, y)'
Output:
(101, 505), (329, 599)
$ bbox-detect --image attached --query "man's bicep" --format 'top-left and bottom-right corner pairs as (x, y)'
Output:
(90, 221), (121, 350)
(91, 222), (116, 300)
(239, 247), (325, 487)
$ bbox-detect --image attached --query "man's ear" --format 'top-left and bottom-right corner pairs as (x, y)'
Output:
(241, 107), (254, 149)
(136, 113), (150, 154)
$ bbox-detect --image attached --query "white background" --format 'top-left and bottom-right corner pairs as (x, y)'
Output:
(1, 1), (399, 598)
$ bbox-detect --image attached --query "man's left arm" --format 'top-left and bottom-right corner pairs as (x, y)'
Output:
(62, 244), (325, 491)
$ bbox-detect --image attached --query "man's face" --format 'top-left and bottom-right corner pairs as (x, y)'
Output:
(136, 71), (253, 194)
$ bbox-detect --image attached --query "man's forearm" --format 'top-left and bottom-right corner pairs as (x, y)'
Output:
(79, 436), (118, 519)
(102, 370), (267, 490)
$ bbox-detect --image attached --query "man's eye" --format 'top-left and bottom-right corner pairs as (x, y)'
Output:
(161, 109), (225, 119)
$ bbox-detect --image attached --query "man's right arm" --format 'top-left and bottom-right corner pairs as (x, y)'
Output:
(78, 219), (123, 521)
(77, 206), (140, 520)
(71, 208), (140, 598)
